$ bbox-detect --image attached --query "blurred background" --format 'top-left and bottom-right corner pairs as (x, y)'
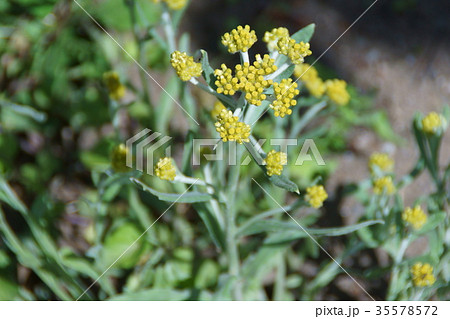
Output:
(0, 0), (449, 300)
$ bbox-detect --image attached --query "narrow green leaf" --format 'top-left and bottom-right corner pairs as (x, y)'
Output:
(0, 99), (47, 123)
(0, 177), (27, 214)
(156, 76), (180, 133)
(237, 219), (298, 237)
(193, 203), (225, 249)
(265, 220), (384, 244)
(181, 130), (195, 175)
(241, 244), (288, 288)
(291, 24), (315, 43)
(415, 212), (447, 236)
(200, 49), (216, 89)
(131, 178), (212, 203)
(268, 175), (300, 194)
(243, 139), (300, 193)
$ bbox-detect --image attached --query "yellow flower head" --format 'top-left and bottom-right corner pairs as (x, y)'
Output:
(111, 144), (129, 173)
(293, 64), (325, 97)
(306, 77), (326, 98)
(211, 100), (226, 119)
(221, 25), (257, 53)
(402, 206), (427, 230)
(369, 152), (394, 174)
(170, 51), (202, 81)
(252, 54), (278, 76)
(411, 263), (436, 287)
(270, 78), (299, 117)
(103, 71), (126, 100)
(215, 55), (276, 106)
(325, 79), (350, 106)
(214, 64), (240, 95)
(263, 150), (287, 176)
(215, 109), (251, 144)
(152, 0), (187, 10)
(263, 27), (290, 51)
(155, 157), (176, 181)
(373, 176), (396, 195)
(293, 63), (317, 81)
(422, 112), (445, 134)
(305, 185), (328, 209)
(276, 37), (312, 65)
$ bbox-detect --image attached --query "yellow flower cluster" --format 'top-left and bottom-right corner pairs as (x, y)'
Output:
(373, 176), (396, 195)
(111, 144), (129, 173)
(263, 27), (289, 51)
(170, 51), (202, 81)
(211, 100), (226, 119)
(325, 79), (350, 105)
(152, 0), (187, 10)
(422, 112), (444, 134)
(294, 64), (325, 98)
(369, 152), (394, 174)
(214, 64), (239, 95)
(276, 36), (312, 65)
(305, 185), (328, 208)
(215, 109), (251, 144)
(214, 55), (277, 106)
(270, 78), (299, 117)
(263, 150), (287, 176)
(402, 206), (427, 230)
(103, 71), (126, 100)
(155, 157), (176, 181)
(221, 25), (257, 53)
(411, 263), (436, 287)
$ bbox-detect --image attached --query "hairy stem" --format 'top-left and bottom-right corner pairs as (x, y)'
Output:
(127, 0), (154, 110)
(226, 144), (244, 300)
(162, 6), (176, 54)
(274, 254), (286, 300)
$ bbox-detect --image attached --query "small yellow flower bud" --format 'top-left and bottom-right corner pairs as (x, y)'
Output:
(152, 0), (187, 11)
(422, 112), (446, 134)
(402, 205), (427, 230)
(294, 64), (325, 98)
(263, 27), (290, 51)
(170, 51), (202, 81)
(263, 150), (287, 176)
(103, 71), (126, 100)
(215, 109), (251, 144)
(270, 78), (299, 117)
(111, 144), (130, 173)
(276, 37), (312, 65)
(155, 157), (176, 181)
(221, 25), (257, 53)
(411, 263), (436, 287)
(369, 153), (394, 174)
(373, 176), (396, 195)
(211, 101), (226, 119)
(214, 64), (240, 95)
(305, 185), (328, 208)
(325, 79), (350, 106)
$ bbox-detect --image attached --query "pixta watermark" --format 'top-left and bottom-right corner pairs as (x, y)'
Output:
(126, 129), (325, 175)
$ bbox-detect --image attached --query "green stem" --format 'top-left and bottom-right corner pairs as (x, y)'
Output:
(189, 78), (236, 107)
(127, 0), (154, 111)
(289, 100), (327, 139)
(387, 235), (410, 300)
(226, 144), (244, 300)
(203, 164), (225, 229)
(274, 254), (286, 300)
(161, 5), (176, 54)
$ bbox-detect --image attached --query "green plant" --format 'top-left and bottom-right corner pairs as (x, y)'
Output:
(0, 0), (448, 301)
